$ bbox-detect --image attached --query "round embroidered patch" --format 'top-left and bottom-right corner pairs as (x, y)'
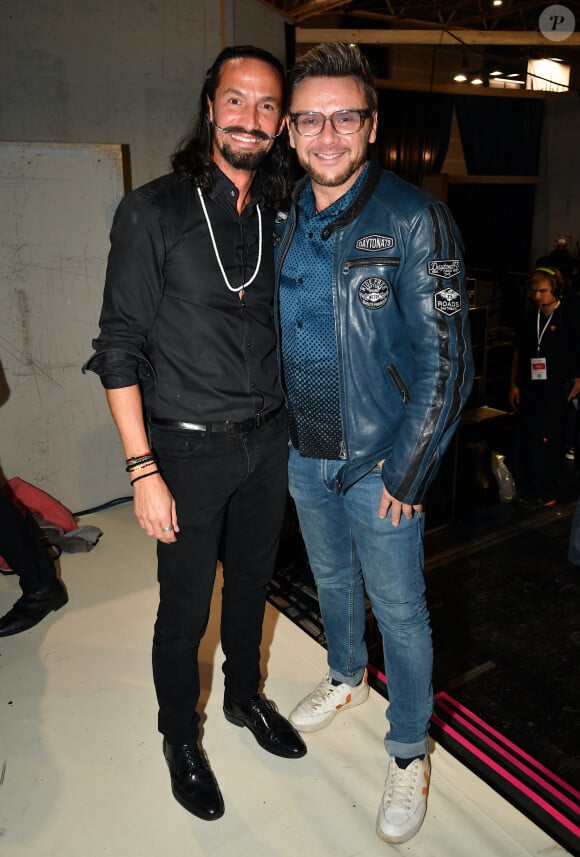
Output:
(358, 277), (389, 310)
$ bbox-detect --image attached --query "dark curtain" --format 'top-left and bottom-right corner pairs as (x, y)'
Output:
(454, 95), (544, 175)
(447, 183), (537, 273)
(376, 90), (454, 185)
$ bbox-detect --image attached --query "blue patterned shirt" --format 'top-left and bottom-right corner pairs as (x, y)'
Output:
(280, 164), (369, 459)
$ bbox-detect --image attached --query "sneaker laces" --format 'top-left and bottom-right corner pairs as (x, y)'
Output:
(386, 763), (419, 811)
(305, 675), (337, 709)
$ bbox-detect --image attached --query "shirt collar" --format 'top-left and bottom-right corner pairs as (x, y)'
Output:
(207, 164), (262, 210)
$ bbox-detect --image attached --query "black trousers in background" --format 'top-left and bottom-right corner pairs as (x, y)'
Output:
(511, 383), (567, 500)
(150, 412), (288, 746)
(0, 488), (57, 594)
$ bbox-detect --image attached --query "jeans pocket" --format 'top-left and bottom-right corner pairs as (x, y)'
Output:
(150, 426), (207, 459)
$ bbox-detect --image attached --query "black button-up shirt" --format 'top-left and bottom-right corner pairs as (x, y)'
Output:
(85, 168), (283, 422)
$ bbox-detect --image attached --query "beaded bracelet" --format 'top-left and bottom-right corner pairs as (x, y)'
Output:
(130, 470), (160, 486)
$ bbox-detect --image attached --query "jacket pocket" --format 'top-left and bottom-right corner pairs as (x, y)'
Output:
(387, 363), (411, 404)
(342, 257), (400, 275)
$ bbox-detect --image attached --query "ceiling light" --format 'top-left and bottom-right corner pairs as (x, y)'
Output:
(489, 70), (502, 76)
(492, 77), (524, 85)
(493, 1), (503, 7)
(507, 73), (520, 78)
(470, 77), (483, 85)
(453, 73), (467, 82)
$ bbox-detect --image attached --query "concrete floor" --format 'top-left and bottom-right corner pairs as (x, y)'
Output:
(0, 503), (572, 856)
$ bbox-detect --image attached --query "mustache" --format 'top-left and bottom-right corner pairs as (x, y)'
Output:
(212, 122), (280, 141)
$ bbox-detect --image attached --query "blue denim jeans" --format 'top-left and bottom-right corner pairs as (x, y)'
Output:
(288, 446), (432, 759)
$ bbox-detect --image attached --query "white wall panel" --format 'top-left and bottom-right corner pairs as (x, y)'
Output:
(0, 142), (128, 511)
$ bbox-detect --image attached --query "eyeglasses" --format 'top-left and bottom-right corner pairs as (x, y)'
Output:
(289, 109), (371, 137)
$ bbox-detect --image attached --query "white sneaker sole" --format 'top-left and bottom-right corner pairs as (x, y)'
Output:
(375, 807), (426, 844)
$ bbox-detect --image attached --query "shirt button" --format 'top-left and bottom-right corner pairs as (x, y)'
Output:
(308, 232), (313, 238)
(246, 340), (251, 347)
(297, 277), (303, 284)
(297, 321), (303, 328)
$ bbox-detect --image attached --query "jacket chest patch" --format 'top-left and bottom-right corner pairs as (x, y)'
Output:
(428, 259), (461, 278)
(434, 287), (462, 316)
(355, 234), (394, 252)
(358, 277), (389, 310)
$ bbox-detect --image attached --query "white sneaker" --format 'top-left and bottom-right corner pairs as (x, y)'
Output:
(376, 755), (430, 844)
(288, 670), (369, 732)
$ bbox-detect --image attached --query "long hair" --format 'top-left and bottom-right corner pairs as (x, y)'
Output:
(171, 45), (290, 210)
(288, 42), (378, 115)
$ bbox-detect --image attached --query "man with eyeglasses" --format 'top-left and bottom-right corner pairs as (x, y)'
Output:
(275, 42), (473, 844)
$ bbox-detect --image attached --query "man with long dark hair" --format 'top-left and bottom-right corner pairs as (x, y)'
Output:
(84, 45), (306, 822)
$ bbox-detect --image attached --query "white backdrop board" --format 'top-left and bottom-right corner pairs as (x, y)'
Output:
(0, 142), (129, 512)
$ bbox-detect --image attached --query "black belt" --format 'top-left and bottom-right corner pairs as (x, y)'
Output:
(149, 404), (284, 436)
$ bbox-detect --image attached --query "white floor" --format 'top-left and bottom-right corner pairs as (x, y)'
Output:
(0, 503), (572, 856)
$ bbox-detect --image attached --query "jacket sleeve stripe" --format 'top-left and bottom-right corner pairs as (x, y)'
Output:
(394, 202), (473, 502)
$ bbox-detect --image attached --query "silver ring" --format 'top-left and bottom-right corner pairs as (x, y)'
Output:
(161, 526), (173, 533)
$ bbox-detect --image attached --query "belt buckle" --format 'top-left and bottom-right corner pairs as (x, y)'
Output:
(255, 413), (263, 429)
(224, 419), (233, 435)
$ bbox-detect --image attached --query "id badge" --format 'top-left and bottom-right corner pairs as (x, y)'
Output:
(531, 357), (547, 380)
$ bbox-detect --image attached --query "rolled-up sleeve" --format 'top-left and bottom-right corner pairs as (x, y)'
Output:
(83, 188), (166, 389)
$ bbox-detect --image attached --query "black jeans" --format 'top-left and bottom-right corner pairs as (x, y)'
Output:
(150, 412), (288, 745)
(0, 488), (57, 594)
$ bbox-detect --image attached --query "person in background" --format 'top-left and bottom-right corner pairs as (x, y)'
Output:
(275, 42), (473, 844)
(508, 265), (580, 509)
(0, 481), (67, 636)
(84, 45), (305, 823)
(569, 495), (580, 568)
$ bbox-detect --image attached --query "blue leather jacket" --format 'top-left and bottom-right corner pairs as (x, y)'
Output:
(274, 161), (474, 504)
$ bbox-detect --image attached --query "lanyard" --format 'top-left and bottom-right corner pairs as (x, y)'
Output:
(536, 305), (558, 353)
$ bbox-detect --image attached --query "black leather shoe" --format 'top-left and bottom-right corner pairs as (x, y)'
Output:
(0, 580), (68, 637)
(163, 739), (224, 820)
(223, 693), (307, 759)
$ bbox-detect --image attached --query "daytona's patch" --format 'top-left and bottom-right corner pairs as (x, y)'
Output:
(434, 287), (462, 316)
(355, 234), (394, 252)
(358, 277), (389, 310)
(428, 259), (461, 278)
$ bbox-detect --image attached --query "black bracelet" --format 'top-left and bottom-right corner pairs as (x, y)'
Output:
(126, 458), (157, 473)
(130, 470), (160, 486)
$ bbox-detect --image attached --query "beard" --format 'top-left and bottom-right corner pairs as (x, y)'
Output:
(215, 130), (272, 172)
(305, 147), (368, 189)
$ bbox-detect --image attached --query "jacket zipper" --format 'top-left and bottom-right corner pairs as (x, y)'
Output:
(342, 257), (401, 275)
(387, 363), (411, 404)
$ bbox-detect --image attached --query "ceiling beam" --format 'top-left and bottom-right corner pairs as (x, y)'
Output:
(295, 28), (580, 46)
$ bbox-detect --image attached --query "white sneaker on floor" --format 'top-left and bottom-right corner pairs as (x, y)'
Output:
(376, 755), (430, 844)
(288, 670), (369, 732)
